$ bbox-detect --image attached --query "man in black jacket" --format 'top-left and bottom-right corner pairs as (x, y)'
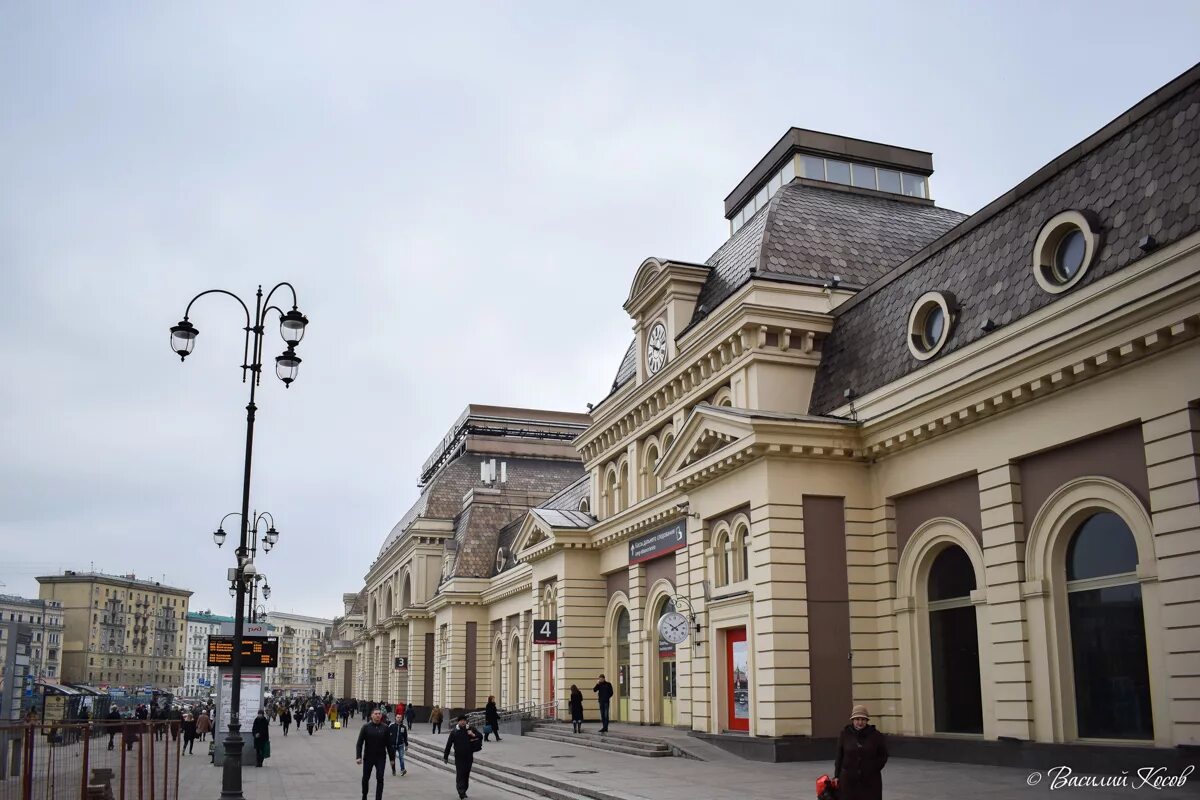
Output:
(251, 710), (269, 767)
(356, 708), (395, 800)
(593, 674), (614, 733)
(443, 715), (481, 800)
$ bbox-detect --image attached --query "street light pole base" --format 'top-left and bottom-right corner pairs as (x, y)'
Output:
(218, 724), (246, 800)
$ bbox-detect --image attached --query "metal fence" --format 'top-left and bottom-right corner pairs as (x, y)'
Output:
(0, 722), (180, 800)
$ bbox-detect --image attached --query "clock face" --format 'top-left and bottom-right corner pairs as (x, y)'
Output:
(657, 611), (690, 645)
(646, 322), (668, 375)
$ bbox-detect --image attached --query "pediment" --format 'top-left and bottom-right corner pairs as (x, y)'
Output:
(655, 404), (754, 480)
(625, 258), (665, 309)
(512, 514), (554, 558)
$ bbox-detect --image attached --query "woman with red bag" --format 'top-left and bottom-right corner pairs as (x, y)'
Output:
(833, 705), (888, 800)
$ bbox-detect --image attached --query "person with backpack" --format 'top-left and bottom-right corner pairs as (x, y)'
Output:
(430, 704), (443, 735)
(443, 714), (481, 800)
(355, 708), (395, 800)
(833, 705), (888, 800)
(386, 712), (409, 776)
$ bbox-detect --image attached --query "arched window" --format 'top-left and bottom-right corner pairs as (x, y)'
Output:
(1065, 512), (1151, 739)
(643, 442), (661, 498)
(712, 526), (731, 586)
(578, 497), (590, 514)
(926, 545), (983, 734)
(712, 386), (733, 407)
(732, 521), (749, 582)
(618, 459), (631, 511)
(605, 467), (620, 519)
(615, 607), (630, 721)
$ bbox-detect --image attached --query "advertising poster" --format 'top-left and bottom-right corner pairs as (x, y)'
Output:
(731, 640), (749, 721)
(217, 672), (262, 732)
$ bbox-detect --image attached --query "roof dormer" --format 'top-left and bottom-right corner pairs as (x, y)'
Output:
(623, 257), (710, 385)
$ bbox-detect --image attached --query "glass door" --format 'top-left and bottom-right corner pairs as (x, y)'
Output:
(726, 627), (749, 732)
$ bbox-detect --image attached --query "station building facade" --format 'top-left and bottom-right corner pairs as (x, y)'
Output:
(355, 66), (1200, 761)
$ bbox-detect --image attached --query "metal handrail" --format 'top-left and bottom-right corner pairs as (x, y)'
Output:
(464, 700), (556, 726)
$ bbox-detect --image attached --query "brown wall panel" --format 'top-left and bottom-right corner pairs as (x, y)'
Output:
(644, 553), (677, 596)
(465, 621), (477, 708)
(895, 473), (982, 557)
(803, 495), (853, 738)
(1018, 424), (1150, 523)
(606, 570), (629, 602)
(424, 632), (434, 705)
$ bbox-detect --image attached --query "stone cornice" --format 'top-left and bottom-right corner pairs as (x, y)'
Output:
(589, 494), (690, 550)
(481, 564), (533, 604)
(579, 309), (828, 467)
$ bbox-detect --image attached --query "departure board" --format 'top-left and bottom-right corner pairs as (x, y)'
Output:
(206, 635), (279, 667)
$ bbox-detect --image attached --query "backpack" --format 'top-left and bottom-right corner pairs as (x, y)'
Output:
(470, 729), (484, 752)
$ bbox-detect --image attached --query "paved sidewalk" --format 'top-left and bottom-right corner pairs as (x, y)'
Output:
(177, 722), (1200, 800)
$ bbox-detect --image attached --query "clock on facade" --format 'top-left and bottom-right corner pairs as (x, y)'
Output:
(646, 321), (668, 375)
(657, 610), (690, 645)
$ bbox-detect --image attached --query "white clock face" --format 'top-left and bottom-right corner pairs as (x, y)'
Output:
(658, 611), (690, 645)
(646, 322), (668, 375)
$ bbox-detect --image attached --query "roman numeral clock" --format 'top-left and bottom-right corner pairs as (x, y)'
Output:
(646, 321), (668, 375)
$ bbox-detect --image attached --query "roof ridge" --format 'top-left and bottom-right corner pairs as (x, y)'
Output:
(752, 184), (789, 276)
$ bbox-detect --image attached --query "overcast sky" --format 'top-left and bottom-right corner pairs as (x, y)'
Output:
(1, 3), (1197, 621)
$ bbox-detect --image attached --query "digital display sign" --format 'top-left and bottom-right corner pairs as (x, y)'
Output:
(206, 636), (278, 668)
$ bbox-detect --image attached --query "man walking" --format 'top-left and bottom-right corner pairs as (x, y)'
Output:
(386, 711), (408, 776)
(443, 714), (481, 800)
(593, 674), (614, 733)
(355, 708), (395, 800)
(251, 710), (270, 767)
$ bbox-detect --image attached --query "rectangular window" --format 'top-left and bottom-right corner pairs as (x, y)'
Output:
(781, 157), (796, 184)
(799, 155), (825, 180)
(902, 173), (928, 198)
(877, 169), (902, 194)
(825, 160), (852, 185)
(768, 171), (782, 197)
(755, 184), (769, 210)
(852, 163), (877, 190)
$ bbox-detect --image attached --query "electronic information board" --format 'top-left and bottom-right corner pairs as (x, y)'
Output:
(206, 635), (279, 668)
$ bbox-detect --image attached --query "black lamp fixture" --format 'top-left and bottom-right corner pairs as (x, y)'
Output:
(170, 320), (199, 360)
(279, 309), (309, 346)
(213, 527), (227, 548)
(275, 348), (301, 387)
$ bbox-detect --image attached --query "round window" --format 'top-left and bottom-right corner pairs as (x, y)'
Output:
(1053, 228), (1086, 283)
(906, 291), (956, 361)
(1033, 210), (1100, 294)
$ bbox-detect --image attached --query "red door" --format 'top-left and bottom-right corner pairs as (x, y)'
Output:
(726, 628), (749, 732)
(545, 651), (557, 718)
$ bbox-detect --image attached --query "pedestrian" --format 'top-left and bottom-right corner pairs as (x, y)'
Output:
(430, 704), (443, 735)
(569, 685), (584, 734)
(356, 708), (395, 800)
(106, 706), (122, 750)
(592, 674), (614, 733)
(330, 703), (339, 730)
(251, 710), (270, 767)
(483, 696), (501, 741)
(197, 708), (211, 741)
(280, 706), (292, 736)
(386, 712), (408, 776)
(443, 715), (481, 800)
(834, 705), (888, 800)
(305, 705), (316, 736)
(404, 702), (415, 730)
(182, 713), (197, 755)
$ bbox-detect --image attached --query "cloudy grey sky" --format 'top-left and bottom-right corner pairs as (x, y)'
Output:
(2, 3), (1197, 620)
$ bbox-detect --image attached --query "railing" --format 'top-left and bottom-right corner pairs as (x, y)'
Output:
(464, 700), (557, 728)
(0, 721), (180, 800)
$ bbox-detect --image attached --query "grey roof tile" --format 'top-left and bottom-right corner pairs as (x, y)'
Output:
(810, 77), (1200, 413)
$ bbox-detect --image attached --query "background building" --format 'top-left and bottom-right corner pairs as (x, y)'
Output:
(262, 611), (332, 696)
(0, 594), (63, 682)
(37, 571), (191, 690)
(183, 610), (233, 698)
(316, 593), (365, 698)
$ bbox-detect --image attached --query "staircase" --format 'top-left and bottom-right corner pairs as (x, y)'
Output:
(525, 721), (675, 758)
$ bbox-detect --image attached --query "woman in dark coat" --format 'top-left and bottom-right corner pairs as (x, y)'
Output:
(568, 685), (585, 734)
(834, 705), (887, 800)
(251, 710), (270, 767)
(483, 696), (502, 741)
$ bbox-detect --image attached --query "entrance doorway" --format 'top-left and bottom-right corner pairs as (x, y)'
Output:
(655, 597), (678, 725)
(544, 650), (556, 717)
(616, 608), (630, 721)
(927, 546), (983, 734)
(725, 627), (749, 732)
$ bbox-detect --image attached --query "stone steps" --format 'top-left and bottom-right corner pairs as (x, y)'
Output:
(404, 736), (633, 800)
(525, 725), (673, 758)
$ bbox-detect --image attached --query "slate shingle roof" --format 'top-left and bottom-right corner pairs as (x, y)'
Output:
(379, 456), (584, 560)
(691, 182), (967, 329)
(537, 474), (591, 511)
(599, 180), (965, 402)
(810, 71), (1200, 414)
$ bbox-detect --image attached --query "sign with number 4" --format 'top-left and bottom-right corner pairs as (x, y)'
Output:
(532, 619), (558, 644)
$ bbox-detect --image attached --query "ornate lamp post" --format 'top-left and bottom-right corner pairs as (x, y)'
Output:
(169, 284), (308, 800)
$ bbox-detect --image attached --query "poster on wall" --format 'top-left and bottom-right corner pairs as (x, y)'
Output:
(217, 672), (262, 732)
(731, 639), (749, 722)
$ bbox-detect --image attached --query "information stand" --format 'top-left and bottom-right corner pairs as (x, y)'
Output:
(211, 668), (264, 766)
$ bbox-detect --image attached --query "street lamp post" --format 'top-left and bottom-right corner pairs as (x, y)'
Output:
(169, 283), (308, 800)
